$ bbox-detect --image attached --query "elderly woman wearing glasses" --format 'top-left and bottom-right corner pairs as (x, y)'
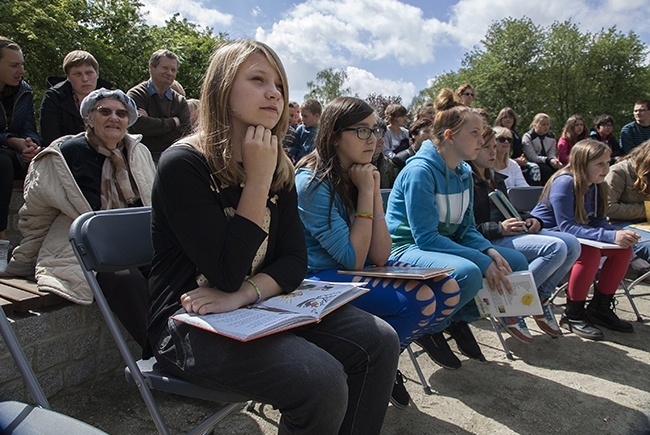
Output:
(493, 126), (530, 189)
(4, 88), (155, 346)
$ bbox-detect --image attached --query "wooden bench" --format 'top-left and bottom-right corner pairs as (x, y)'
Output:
(0, 277), (65, 317)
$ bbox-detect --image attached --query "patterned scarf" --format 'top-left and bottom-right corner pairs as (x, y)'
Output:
(85, 129), (139, 209)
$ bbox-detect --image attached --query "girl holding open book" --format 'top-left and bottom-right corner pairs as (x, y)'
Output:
(296, 96), (460, 409)
(531, 139), (637, 340)
(470, 126), (581, 343)
(385, 89), (529, 369)
(147, 40), (399, 434)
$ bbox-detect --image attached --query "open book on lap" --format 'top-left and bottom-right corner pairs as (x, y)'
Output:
(172, 279), (369, 342)
(337, 266), (454, 280)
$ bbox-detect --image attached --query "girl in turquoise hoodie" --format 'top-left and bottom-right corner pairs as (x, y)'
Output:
(386, 89), (528, 368)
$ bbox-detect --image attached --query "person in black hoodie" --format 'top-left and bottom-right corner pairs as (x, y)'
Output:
(40, 50), (111, 147)
(469, 126), (580, 343)
(0, 37), (40, 266)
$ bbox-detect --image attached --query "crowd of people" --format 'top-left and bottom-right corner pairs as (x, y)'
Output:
(1, 35), (650, 433)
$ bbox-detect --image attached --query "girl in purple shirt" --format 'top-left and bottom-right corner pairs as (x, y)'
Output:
(531, 139), (637, 340)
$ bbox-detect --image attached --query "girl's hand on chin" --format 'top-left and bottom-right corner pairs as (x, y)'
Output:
(349, 164), (376, 192)
(242, 125), (278, 184)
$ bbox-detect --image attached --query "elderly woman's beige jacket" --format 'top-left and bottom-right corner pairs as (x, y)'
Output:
(5, 133), (155, 304)
(605, 158), (647, 222)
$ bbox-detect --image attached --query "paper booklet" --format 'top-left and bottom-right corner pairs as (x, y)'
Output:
(489, 190), (524, 221)
(172, 279), (369, 342)
(475, 271), (543, 318)
(338, 266), (454, 280)
(576, 238), (622, 249)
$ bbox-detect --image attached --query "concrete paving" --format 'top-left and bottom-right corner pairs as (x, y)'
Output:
(50, 285), (650, 434)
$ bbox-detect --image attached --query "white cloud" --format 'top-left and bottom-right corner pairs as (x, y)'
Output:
(139, 0), (232, 28)
(255, 0), (454, 69)
(346, 67), (416, 102)
(251, 6), (262, 17)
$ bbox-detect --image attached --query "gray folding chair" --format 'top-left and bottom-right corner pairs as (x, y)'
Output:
(507, 186), (544, 213)
(0, 305), (106, 434)
(69, 207), (249, 435)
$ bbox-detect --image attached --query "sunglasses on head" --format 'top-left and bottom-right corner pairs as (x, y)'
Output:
(92, 106), (129, 119)
(496, 136), (512, 143)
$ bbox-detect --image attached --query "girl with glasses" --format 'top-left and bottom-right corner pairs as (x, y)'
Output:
(296, 96), (460, 409)
(386, 88), (528, 369)
(493, 126), (530, 189)
(470, 126), (580, 343)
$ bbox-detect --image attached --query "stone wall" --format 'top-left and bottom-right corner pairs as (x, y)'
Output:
(0, 302), (138, 403)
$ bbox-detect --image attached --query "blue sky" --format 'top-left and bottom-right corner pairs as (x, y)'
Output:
(139, 0), (650, 105)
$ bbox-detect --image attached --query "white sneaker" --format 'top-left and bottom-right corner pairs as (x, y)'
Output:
(533, 302), (560, 338)
(0, 240), (9, 273)
(497, 316), (533, 344)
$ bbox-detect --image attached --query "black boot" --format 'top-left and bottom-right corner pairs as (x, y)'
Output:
(586, 292), (634, 333)
(445, 321), (486, 362)
(560, 299), (604, 340)
(415, 333), (461, 369)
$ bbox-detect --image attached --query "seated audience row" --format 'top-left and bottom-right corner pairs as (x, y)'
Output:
(2, 35), (647, 432)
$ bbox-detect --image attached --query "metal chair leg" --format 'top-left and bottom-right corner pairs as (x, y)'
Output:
(407, 345), (433, 395)
(549, 282), (568, 306)
(489, 316), (514, 361)
(619, 280), (644, 322)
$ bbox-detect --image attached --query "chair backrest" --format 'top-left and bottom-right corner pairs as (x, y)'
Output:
(507, 186), (544, 213)
(69, 207), (153, 273)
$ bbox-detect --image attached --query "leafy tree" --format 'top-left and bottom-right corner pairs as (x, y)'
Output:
(538, 21), (590, 125)
(466, 17), (545, 126)
(410, 71), (460, 111)
(413, 17), (650, 132)
(304, 68), (351, 104)
(583, 27), (650, 128)
(365, 93), (402, 119)
(0, 0), (227, 123)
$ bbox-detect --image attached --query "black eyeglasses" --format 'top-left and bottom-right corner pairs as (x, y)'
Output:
(462, 92), (475, 97)
(340, 126), (384, 140)
(496, 136), (512, 143)
(92, 106), (129, 119)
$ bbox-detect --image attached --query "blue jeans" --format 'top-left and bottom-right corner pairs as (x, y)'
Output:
(491, 229), (581, 300)
(610, 220), (650, 263)
(153, 304), (399, 435)
(309, 263), (460, 349)
(389, 245), (528, 330)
